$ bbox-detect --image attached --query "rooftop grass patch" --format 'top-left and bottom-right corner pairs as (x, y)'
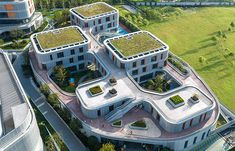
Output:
(110, 32), (163, 57)
(130, 120), (147, 129)
(112, 120), (122, 127)
(37, 27), (84, 49)
(89, 85), (103, 96)
(170, 95), (184, 105)
(74, 3), (114, 18)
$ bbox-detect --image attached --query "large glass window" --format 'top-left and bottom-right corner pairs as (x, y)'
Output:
(57, 52), (64, 58)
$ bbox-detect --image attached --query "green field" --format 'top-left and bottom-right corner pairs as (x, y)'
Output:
(140, 7), (235, 111)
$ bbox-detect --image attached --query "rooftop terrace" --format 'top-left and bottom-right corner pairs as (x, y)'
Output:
(73, 2), (115, 18)
(36, 27), (86, 50)
(108, 31), (165, 58)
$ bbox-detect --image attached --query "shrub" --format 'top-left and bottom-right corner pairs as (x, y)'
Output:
(47, 93), (60, 107)
(99, 143), (115, 151)
(87, 136), (101, 151)
(89, 85), (103, 95)
(131, 120), (146, 128)
(57, 107), (71, 124)
(40, 84), (50, 97)
(170, 95), (184, 105)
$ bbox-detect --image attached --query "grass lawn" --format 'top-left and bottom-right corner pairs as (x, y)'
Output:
(37, 27), (84, 49)
(141, 7), (235, 112)
(110, 32), (163, 57)
(131, 120), (147, 128)
(74, 3), (114, 18)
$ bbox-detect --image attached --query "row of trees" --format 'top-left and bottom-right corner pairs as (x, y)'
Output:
(39, 83), (116, 151)
(34, 0), (122, 10)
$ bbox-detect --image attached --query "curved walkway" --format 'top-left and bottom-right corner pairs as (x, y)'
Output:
(13, 53), (87, 151)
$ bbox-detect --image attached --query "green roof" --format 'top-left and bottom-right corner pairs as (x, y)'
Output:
(110, 32), (163, 57)
(170, 95), (184, 105)
(37, 27), (85, 49)
(74, 3), (114, 18)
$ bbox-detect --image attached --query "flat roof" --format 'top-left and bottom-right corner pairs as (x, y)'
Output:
(0, 53), (25, 134)
(73, 2), (115, 18)
(36, 26), (86, 50)
(108, 31), (165, 58)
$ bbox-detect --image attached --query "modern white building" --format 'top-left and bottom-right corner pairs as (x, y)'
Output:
(0, 51), (43, 151)
(0, 0), (43, 36)
(30, 3), (220, 151)
(30, 26), (91, 71)
(70, 2), (119, 34)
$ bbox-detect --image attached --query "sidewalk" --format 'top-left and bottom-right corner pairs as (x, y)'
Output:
(13, 53), (87, 151)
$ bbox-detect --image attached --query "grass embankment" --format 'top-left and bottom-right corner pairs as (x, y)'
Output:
(141, 7), (235, 111)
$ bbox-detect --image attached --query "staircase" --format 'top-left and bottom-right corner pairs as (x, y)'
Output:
(105, 98), (143, 123)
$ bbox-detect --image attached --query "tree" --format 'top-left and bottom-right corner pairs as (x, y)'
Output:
(10, 29), (25, 39)
(54, 66), (67, 85)
(40, 84), (50, 97)
(99, 143), (116, 151)
(199, 56), (206, 64)
(47, 93), (60, 107)
(230, 21), (235, 28)
(69, 118), (83, 135)
(57, 107), (71, 123)
(87, 136), (101, 151)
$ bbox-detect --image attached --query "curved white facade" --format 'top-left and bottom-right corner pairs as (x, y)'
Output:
(0, 51), (43, 151)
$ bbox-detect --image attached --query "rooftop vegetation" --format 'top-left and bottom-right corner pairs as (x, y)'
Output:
(110, 32), (163, 57)
(37, 27), (84, 49)
(74, 3), (114, 18)
(89, 85), (103, 96)
(112, 120), (122, 127)
(169, 95), (184, 105)
(130, 120), (147, 128)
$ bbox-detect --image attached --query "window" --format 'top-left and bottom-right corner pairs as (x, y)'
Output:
(141, 59), (145, 65)
(106, 17), (110, 22)
(71, 49), (75, 55)
(157, 113), (160, 121)
(85, 22), (88, 27)
(184, 140), (188, 148)
(120, 63), (125, 69)
(56, 61), (63, 66)
(69, 58), (74, 63)
(193, 137), (197, 144)
(133, 62), (137, 68)
(142, 67), (146, 73)
(151, 56), (157, 62)
(98, 19), (101, 24)
(182, 122), (186, 130)
(97, 110), (101, 116)
(113, 15), (115, 20)
(93, 20), (95, 25)
(79, 63), (84, 70)
(109, 105), (114, 112)
(199, 114), (203, 122)
(203, 112), (207, 120)
(132, 69), (138, 76)
(78, 55), (84, 61)
(50, 55), (53, 60)
(95, 27), (97, 32)
(190, 119), (194, 127)
(79, 47), (83, 53)
(161, 53), (164, 60)
(201, 132), (205, 140)
(42, 64), (47, 70)
(107, 23), (112, 28)
(152, 63), (158, 69)
(100, 25), (103, 30)
(57, 52), (64, 58)
(207, 129), (210, 137)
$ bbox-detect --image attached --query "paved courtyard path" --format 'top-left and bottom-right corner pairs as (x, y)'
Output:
(13, 52), (87, 151)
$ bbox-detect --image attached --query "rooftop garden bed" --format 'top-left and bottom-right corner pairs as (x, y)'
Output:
(37, 27), (84, 49)
(130, 119), (147, 130)
(109, 88), (117, 97)
(168, 95), (185, 108)
(111, 120), (122, 128)
(110, 32), (163, 57)
(89, 85), (103, 96)
(109, 77), (117, 86)
(190, 94), (199, 104)
(168, 55), (188, 75)
(74, 3), (114, 18)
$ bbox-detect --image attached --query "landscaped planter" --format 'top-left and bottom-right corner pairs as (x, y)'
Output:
(109, 77), (117, 86)
(88, 85), (103, 97)
(168, 95), (185, 108)
(109, 88), (117, 97)
(129, 120), (148, 130)
(111, 120), (122, 128)
(190, 94), (199, 104)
